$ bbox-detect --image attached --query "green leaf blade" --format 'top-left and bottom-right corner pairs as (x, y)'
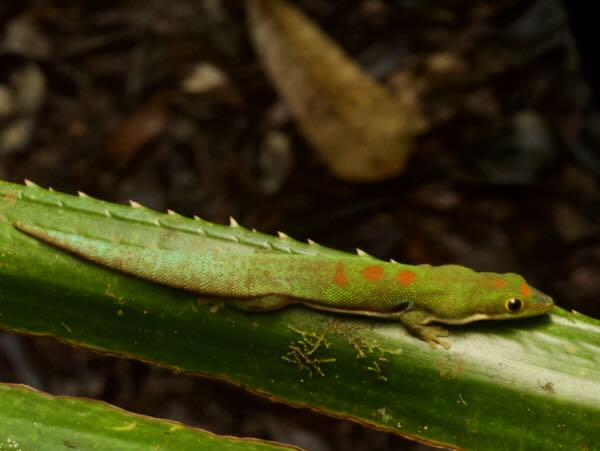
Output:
(0, 180), (599, 450)
(0, 384), (297, 450)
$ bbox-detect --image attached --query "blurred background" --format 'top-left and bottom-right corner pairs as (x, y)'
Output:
(0, 1), (598, 450)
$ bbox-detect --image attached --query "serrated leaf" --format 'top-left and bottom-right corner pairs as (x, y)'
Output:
(0, 383), (298, 450)
(0, 179), (599, 450)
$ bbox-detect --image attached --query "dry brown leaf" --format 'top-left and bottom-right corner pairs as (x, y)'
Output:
(104, 93), (169, 170)
(247, 0), (425, 182)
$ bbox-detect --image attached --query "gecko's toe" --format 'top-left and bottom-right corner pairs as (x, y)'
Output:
(427, 337), (451, 349)
(424, 326), (450, 349)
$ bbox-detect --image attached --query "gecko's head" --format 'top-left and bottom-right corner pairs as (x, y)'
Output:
(473, 272), (554, 321)
(417, 265), (553, 325)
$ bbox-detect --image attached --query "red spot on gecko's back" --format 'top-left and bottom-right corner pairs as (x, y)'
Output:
(333, 262), (348, 287)
(361, 265), (384, 281)
(396, 270), (416, 286)
(520, 282), (531, 297)
(494, 277), (507, 289)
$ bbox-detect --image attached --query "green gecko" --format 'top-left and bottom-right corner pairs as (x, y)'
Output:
(3, 180), (554, 348)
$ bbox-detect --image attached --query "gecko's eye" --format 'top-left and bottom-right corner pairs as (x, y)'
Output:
(505, 298), (523, 313)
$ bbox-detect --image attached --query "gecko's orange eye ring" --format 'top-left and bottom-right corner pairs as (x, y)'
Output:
(506, 298), (523, 313)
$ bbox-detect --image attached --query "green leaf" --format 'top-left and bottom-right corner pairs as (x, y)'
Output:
(0, 179), (599, 450)
(0, 383), (297, 450)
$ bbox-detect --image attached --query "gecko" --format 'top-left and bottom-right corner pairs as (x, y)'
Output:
(4, 180), (554, 348)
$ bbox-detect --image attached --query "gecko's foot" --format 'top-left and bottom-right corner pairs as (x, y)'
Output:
(209, 303), (224, 314)
(400, 313), (452, 349)
(196, 298), (225, 313)
(421, 326), (450, 349)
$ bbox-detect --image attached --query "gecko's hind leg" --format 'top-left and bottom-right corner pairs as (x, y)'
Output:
(229, 294), (293, 312)
(198, 294), (292, 313)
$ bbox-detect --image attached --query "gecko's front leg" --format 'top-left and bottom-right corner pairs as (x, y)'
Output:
(399, 310), (450, 349)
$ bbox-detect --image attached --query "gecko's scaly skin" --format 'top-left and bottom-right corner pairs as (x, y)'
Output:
(3, 180), (554, 347)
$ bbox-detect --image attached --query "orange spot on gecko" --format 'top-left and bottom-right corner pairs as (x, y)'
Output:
(520, 282), (531, 297)
(396, 270), (416, 286)
(494, 277), (507, 289)
(361, 265), (384, 281)
(333, 262), (348, 287)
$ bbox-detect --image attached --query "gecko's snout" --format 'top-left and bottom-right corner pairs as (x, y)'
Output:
(529, 287), (554, 314)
